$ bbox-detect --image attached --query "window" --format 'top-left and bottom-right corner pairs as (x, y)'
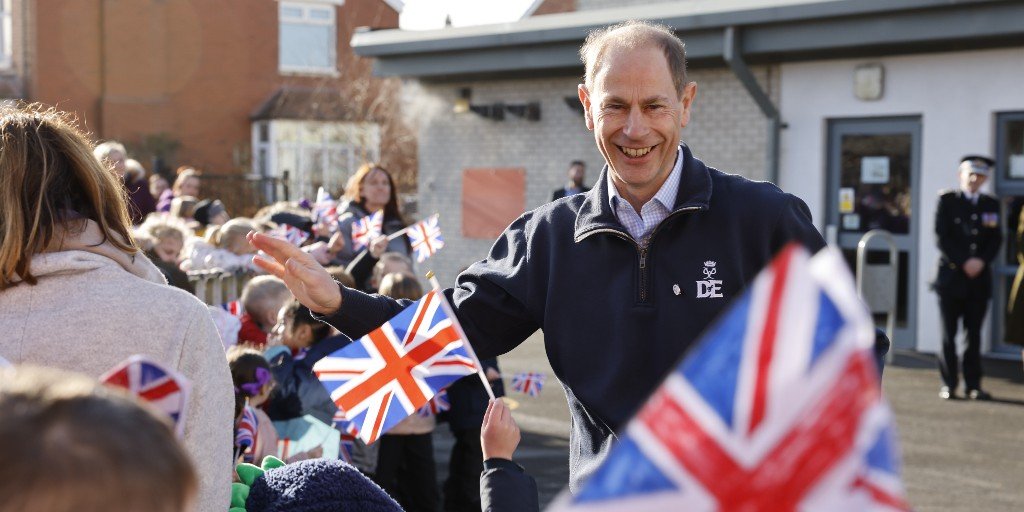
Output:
(0, 0), (13, 69)
(253, 120), (380, 201)
(279, 2), (337, 75)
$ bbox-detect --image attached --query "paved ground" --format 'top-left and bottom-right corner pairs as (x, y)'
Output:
(433, 333), (1024, 510)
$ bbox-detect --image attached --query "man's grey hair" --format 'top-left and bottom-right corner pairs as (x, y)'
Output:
(579, 20), (688, 97)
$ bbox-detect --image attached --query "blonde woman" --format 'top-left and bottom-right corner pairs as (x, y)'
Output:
(0, 104), (232, 511)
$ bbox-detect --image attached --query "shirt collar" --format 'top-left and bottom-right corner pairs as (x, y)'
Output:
(607, 148), (684, 212)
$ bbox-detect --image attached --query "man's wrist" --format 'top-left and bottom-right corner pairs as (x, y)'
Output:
(483, 458), (522, 472)
(311, 282), (344, 316)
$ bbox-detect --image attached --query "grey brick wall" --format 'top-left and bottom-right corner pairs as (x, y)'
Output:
(408, 65), (778, 286)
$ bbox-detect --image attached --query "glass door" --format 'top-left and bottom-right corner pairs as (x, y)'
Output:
(826, 117), (922, 350)
(991, 112), (1024, 355)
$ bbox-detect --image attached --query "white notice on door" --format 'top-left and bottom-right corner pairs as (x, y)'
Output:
(861, 156), (890, 184)
(1010, 154), (1024, 179)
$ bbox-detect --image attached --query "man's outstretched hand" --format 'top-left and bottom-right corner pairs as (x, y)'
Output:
(248, 231), (342, 315)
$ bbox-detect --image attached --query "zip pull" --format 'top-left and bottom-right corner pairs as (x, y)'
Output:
(639, 246), (648, 269)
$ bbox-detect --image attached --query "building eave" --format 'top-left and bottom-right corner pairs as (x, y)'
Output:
(351, 0), (1024, 80)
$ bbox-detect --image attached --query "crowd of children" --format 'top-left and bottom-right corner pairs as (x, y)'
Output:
(0, 103), (537, 511)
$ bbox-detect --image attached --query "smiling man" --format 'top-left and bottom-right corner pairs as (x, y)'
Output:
(249, 20), (825, 492)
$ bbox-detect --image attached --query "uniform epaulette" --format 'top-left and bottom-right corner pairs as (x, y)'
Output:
(939, 189), (957, 198)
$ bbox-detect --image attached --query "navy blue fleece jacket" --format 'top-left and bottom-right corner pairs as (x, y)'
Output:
(317, 143), (825, 491)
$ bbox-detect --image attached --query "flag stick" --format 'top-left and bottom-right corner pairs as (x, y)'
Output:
(386, 213), (440, 241)
(386, 227), (409, 241)
(427, 271), (496, 401)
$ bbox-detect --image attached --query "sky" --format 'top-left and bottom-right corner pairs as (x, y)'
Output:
(396, 0), (538, 30)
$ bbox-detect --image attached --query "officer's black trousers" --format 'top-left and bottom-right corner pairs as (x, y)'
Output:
(937, 295), (988, 390)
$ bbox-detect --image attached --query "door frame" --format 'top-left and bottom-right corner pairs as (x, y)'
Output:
(825, 116), (923, 350)
(989, 111), (1024, 355)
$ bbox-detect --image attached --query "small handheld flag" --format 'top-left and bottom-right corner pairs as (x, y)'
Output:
(351, 210), (384, 252)
(101, 355), (191, 438)
(314, 290), (479, 444)
(268, 224), (310, 247)
(312, 187), (340, 237)
(406, 214), (445, 263)
(235, 405), (259, 463)
(220, 300), (243, 318)
(511, 372), (545, 397)
(550, 245), (909, 511)
(418, 389), (451, 417)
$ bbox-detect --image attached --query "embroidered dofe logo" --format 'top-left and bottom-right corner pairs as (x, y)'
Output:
(696, 260), (723, 298)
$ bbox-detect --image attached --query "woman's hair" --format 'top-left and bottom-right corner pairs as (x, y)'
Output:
(377, 272), (423, 301)
(205, 217), (256, 250)
(343, 163), (404, 223)
(0, 366), (196, 512)
(282, 300), (332, 344)
(227, 346), (273, 399)
(134, 214), (193, 252)
(172, 167), (199, 194)
(0, 103), (136, 290)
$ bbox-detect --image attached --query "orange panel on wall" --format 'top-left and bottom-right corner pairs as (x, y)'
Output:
(462, 168), (526, 239)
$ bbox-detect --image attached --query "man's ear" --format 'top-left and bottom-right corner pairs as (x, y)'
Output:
(679, 81), (698, 129)
(578, 84), (594, 131)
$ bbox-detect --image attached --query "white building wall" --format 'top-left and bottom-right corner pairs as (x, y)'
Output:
(779, 46), (1024, 354)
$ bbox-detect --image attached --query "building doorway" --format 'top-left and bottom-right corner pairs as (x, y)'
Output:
(826, 117), (922, 350)
(991, 111), (1024, 356)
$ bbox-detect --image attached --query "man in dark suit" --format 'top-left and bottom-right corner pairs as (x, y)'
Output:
(933, 155), (1002, 400)
(551, 160), (589, 201)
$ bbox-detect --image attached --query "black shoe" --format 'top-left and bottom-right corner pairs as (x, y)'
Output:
(939, 386), (957, 400)
(967, 389), (992, 401)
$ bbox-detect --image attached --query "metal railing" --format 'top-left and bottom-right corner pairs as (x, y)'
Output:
(188, 269), (254, 306)
(856, 229), (899, 363)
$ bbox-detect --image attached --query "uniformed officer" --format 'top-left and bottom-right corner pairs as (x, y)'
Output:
(933, 155), (1002, 400)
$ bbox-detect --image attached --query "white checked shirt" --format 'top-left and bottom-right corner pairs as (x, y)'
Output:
(608, 149), (683, 245)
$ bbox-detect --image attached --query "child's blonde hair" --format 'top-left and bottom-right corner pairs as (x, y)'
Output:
(206, 217), (256, 251)
(0, 366), (196, 512)
(377, 272), (423, 301)
(134, 213), (194, 252)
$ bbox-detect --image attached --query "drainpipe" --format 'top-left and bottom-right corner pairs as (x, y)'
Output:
(97, 0), (106, 137)
(722, 26), (780, 185)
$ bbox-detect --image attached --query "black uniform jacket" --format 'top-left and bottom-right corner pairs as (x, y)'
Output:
(933, 190), (1002, 299)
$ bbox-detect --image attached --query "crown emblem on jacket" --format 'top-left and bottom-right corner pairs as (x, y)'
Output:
(704, 260), (717, 268)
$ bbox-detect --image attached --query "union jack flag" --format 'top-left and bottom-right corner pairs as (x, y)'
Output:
(235, 405), (259, 463)
(351, 210), (384, 252)
(268, 224), (310, 247)
(220, 300), (243, 318)
(101, 355), (191, 438)
(511, 372), (545, 397)
(406, 214), (445, 263)
(551, 245), (909, 511)
(313, 290), (478, 444)
(312, 187), (340, 237)
(418, 389), (450, 417)
(333, 409), (357, 463)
